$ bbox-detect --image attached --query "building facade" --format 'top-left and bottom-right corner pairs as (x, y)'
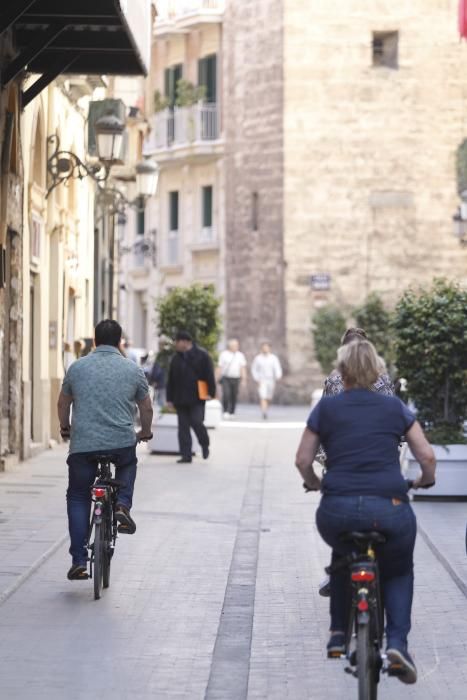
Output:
(222, 0), (467, 400)
(21, 80), (97, 456)
(0, 1), (153, 467)
(138, 0), (226, 354)
(0, 28), (23, 469)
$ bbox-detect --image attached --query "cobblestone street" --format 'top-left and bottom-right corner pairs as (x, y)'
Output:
(0, 406), (466, 699)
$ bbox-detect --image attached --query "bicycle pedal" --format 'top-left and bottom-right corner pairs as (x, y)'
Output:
(327, 651), (344, 659)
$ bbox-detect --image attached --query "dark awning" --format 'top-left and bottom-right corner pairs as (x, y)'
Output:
(1, 1), (152, 92)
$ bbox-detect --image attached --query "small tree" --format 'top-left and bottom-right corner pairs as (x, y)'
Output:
(156, 284), (222, 367)
(354, 293), (394, 367)
(175, 80), (206, 107)
(312, 306), (347, 375)
(154, 90), (170, 113)
(393, 279), (467, 443)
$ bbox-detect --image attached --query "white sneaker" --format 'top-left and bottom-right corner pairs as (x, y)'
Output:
(223, 412), (230, 420)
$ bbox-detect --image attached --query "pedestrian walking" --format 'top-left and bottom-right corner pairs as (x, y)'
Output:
(251, 342), (282, 419)
(146, 354), (166, 408)
(166, 330), (216, 463)
(217, 338), (247, 418)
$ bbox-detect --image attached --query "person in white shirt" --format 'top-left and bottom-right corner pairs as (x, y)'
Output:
(217, 339), (247, 418)
(251, 342), (283, 419)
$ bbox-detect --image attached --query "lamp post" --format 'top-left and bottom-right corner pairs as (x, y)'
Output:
(135, 158), (159, 199)
(46, 112), (125, 197)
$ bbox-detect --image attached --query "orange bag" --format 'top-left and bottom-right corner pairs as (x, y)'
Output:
(197, 380), (209, 400)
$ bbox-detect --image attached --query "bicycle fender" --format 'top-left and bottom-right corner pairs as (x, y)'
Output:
(357, 611), (370, 625)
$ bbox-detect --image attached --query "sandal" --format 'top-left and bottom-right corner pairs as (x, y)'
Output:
(67, 564), (89, 580)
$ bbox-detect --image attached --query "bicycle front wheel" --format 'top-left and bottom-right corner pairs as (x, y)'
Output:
(357, 623), (377, 700)
(93, 522), (104, 600)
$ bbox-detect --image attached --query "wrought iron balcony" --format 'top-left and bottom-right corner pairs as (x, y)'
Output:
(144, 103), (223, 161)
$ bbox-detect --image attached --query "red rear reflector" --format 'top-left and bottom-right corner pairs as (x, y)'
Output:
(351, 570), (375, 582)
(93, 487), (106, 498)
(357, 599), (369, 611)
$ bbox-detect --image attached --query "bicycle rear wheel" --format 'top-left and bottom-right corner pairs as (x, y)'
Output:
(357, 623), (377, 700)
(102, 512), (112, 589)
(93, 522), (104, 600)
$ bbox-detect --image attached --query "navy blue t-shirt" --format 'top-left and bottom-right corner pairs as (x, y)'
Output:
(307, 389), (416, 501)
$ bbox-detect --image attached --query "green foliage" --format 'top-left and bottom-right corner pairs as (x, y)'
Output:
(312, 306), (347, 375)
(175, 79), (206, 107)
(153, 90), (170, 113)
(393, 279), (467, 443)
(156, 284), (222, 366)
(354, 293), (394, 366)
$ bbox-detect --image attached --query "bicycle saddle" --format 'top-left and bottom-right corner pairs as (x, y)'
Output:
(339, 531), (387, 545)
(93, 454), (117, 465)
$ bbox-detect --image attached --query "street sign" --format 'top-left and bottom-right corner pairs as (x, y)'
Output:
(310, 273), (331, 291)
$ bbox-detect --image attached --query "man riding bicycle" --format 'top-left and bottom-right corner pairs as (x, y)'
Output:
(57, 319), (153, 581)
(295, 339), (436, 684)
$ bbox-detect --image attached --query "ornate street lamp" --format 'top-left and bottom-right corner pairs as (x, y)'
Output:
(94, 113), (125, 163)
(46, 112), (125, 197)
(135, 158), (159, 199)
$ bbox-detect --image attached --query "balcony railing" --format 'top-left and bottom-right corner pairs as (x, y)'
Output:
(145, 103), (220, 152)
(158, 0), (224, 21)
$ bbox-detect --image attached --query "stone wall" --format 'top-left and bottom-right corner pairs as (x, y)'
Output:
(223, 0), (287, 393)
(283, 0), (467, 399)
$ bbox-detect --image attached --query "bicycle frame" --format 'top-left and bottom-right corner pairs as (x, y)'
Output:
(345, 552), (384, 666)
(87, 459), (120, 594)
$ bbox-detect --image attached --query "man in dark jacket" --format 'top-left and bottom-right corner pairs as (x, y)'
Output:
(166, 330), (216, 463)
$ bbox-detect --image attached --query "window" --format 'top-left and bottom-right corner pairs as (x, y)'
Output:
(252, 192), (259, 231)
(164, 63), (183, 106)
(202, 186), (213, 228)
(372, 31), (398, 69)
(168, 191), (179, 265)
(200, 186), (214, 243)
(136, 196), (145, 236)
(198, 54), (217, 103)
(169, 191), (179, 231)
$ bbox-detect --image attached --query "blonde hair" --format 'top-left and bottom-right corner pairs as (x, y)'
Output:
(337, 340), (379, 389)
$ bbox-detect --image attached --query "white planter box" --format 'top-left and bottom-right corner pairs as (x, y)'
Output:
(204, 399), (222, 428)
(149, 412), (200, 455)
(406, 444), (467, 497)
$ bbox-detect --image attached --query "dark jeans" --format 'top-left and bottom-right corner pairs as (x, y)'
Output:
(316, 495), (417, 651)
(222, 377), (240, 414)
(176, 403), (209, 459)
(66, 445), (137, 566)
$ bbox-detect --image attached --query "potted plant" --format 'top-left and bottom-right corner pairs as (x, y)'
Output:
(149, 404), (201, 454)
(153, 284), (222, 441)
(393, 279), (467, 496)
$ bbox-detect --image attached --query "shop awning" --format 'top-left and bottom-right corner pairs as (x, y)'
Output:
(1, 1), (152, 101)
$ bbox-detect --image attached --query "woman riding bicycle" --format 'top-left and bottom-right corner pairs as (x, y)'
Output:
(295, 339), (436, 685)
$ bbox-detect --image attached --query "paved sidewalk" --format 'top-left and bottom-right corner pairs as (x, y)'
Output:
(0, 408), (466, 699)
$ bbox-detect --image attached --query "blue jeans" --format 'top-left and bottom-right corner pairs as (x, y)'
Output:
(66, 445), (138, 566)
(316, 495), (417, 651)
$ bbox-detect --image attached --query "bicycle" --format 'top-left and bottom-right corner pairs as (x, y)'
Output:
(326, 530), (386, 700)
(87, 455), (123, 600)
(324, 479), (435, 700)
